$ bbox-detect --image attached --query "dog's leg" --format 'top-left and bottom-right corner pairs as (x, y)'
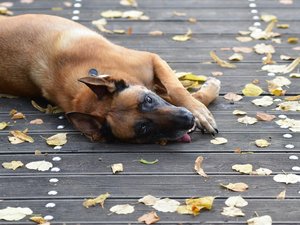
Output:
(151, 54), (218, 134)
(192, 77), (220, 107)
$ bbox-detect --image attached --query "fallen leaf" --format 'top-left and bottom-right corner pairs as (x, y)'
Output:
(237, 116), (258, 125)
(242, 83), (263, 96)
(211, 71), (223, 76)
(46, 133), (67, 146)
(255, 139), (271, 147)
(262, 57), (300, 74)
(221, 182), (248, 192)
(256, 112), (276, 121)
(239, 31), (251, 36)
(2, 161), (23, 170)
(285, 95), (300, 101)
(172, 29), (192, 42)
(0, 2), (14, 8)
(232, 110), (247, 115)
(138, 211), (160, 225)
(122, 10), (144, 19)
(253, 167), (272, 176)
(252, 96), (273, 107)
(10, 130), (34, 143)
(0, 122), (8, 130)
(0, 207), (33, 221)
(20, 0), (34, 3)
(263, 53), (275, 65)
(101, 10), (123, 18)
(290, 73), (300, 78)
(247, 215), (272, 225)
(188, 17), (197, 23)
(210, 51), (236, 68)
(221, 206), (245, 217)
(210, 137), (228, 145)
(267, 80), (285, 96)
(232, 164), (253, 174)
(261, 14), (277, 22)
(152, 198), (180, 212)
(149, 30), (163, 36)
(139, 159), (159, 165)
(277, 23), (289, 29)
(178, 196), (215, 215)
(25, 160), (53, 171)
(194, 156), (208, 178)
(236, 36), (252, 42)
(254, 43), (275, 54)
(280, 54), (294, 61)
(31, 100), (63, 114)
(92, 18), (112, 33)
(29, 119), (44, 125)
(111, 163), (123, 173)
(225, 196), (248, 207)
(83, 193), (110, 208)
(120, 0), (138, 7)
(228, 53), (244, 61)
(232, 47), (253, 53)
(224, 92), (243, 102)
(280, 0), (293, 4)
(173, 11), (186, 16)
(110, 204), (135, 214)
(11, 112), (25, 120)
(276, 101), (300, 111)
(29, 216), (48, 224)
(287, 37), (298, 44)
(276, 189), (286, 200)
(138, 195), (160, 206)
(273, 173), (300, 184)
(8, 136), (24, 144)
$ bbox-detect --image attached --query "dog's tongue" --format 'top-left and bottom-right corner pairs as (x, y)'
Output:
(177, 133), (191, 143)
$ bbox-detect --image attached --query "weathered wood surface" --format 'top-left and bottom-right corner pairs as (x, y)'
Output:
(0, 0), (300, 224)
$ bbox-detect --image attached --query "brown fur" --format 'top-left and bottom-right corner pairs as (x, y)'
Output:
(0, 14), (220, 142)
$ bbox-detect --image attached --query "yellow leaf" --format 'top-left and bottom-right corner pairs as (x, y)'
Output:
(276, 189), (286, 200)
(255, 139), (271, 147)
(0, 122), (8, 130)
(25, 160), (53, 171)
(172, 29), (192, 42)
(178, 73), (207, 82)
(277, 23), (289, 29)
(10, 130), (34, 143)
(101, 10), (123, 18)
(2, 161), (24, 170)
(46, 133), (67, 146)
(30, 216), (47, 224)
(83, 192), (110, 208)
(8, 136), (24, 144)
(261, 14), (277, 22)
(242, 83), (263, 96)
(210, 137), (228, 145)
(210, 51), (236, 68)
(287, 37), (298, 44)
(232, 164), (253, 174)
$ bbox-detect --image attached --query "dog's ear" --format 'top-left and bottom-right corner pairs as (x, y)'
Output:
(79, 75), (128, 99)
(66, 112), (104, 141)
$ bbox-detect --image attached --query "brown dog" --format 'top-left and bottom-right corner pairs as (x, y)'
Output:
(0, 14), (220, 143)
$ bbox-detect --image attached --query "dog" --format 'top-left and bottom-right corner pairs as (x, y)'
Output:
(0, 14), (220, 143)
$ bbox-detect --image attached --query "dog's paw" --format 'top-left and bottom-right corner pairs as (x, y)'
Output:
(191, 103), (218, 135)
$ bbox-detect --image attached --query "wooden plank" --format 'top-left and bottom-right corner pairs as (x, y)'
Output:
(0, 131), (298, 154)
(0, 175), (298, 199)
(0, 153), (299, 175)
(82, 21), (300, 34)
(0, 199), (299, 224)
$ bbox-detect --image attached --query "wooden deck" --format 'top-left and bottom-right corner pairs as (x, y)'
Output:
(0, 0), (300, 224)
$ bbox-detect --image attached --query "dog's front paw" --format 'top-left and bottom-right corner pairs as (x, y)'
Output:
(191, 104), (218, 135)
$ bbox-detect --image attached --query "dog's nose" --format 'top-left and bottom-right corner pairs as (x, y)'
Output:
(178, 107), (195, 129)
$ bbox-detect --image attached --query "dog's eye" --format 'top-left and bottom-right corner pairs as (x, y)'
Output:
(145, 95), (152, 104)
(139, 123), (149, 134)
(88, 68), (98, 77)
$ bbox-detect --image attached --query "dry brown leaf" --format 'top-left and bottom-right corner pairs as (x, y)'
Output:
(8, 136), (24, 144)
(83, 192), (110, 208)
(194, 156), (208, 178)
(285, 95), (300, 101)
(138, 211), (160, 225)
(29, 119), (44, 125)
(256, 112), (276, 121)
(2, 161), (23, 170)
(31, 100), (63, 114)
(263, 53), (275, 65)
(10, 130), (34, 143)
(46, 133), (67, 146)
(177, 196), (215, 216)
(30, 216), (48, 224)
(221, 182), (248, 192)
(224, 92), (243, 102)
(210, 51), (236, 68)
(11, 112), (25, 120)
(111, 163), (123, 174)
(287, 37), (298, 44)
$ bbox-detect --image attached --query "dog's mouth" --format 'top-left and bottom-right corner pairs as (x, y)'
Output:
(176, 121), (196, 143)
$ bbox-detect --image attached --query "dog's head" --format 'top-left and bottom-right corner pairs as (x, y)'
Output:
(66, 75), (195, 143)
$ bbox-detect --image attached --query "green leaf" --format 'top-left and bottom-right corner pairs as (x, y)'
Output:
(139, 158), (159, 165)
